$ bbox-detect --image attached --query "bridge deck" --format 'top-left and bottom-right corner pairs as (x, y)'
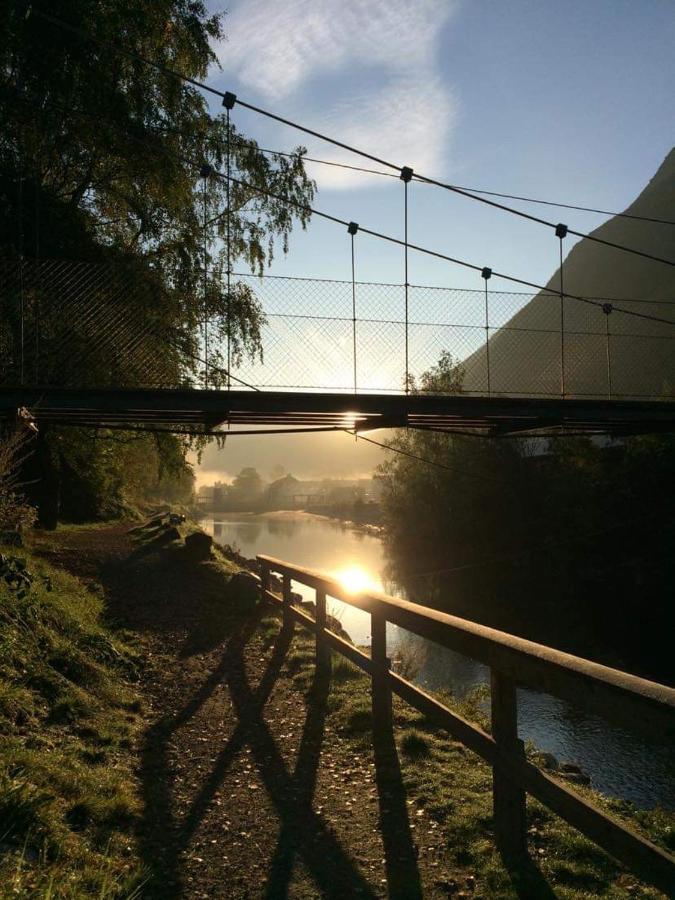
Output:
(1, 387), (674, 436)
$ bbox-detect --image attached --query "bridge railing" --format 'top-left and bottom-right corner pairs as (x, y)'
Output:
(2, 259), (674, 400)
(257, 553), (675, 895)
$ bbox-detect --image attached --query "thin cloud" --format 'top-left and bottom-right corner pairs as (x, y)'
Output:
(217, 0), (458, 189)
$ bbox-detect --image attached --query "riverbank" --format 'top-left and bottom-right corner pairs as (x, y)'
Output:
(197, 507), (385, 538)
(2, 521), (672, 897)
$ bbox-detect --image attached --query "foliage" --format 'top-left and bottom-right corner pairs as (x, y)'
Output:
(377, 355), (675, 679)
(0, 428), (36, 531)
(0, 543), (144, 896)
(57, 427), (194, 522)
(229, 466), (264, 506)
(0, 0), (314, 383)
(0, 0), (315, 524)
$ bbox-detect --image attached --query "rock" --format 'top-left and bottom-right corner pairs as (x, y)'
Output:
(561, 770), (591, 786)
(146, 514), (169, 529)
(559, 762), (591, 785)
(228, 571), (260, 604)
(155, 526), (181, 545)
(534, 751), (559, 771)
(184, 531), (213, 560)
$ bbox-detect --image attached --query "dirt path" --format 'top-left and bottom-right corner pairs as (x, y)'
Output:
(33, 525), (453, 900)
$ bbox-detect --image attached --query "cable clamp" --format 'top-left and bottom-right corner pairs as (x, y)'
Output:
(200, 163), (213, 179)
(602, 303), (613, 315)
(555, 223), (568, 239)
(222, 91), (237, 110)
(347, 222), (359, 235)
(481, 267), (492, 280)
(400, 166), (414, 183)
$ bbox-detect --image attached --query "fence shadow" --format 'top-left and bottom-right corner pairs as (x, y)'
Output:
(263, 659), (331, 898)
(138, 608), (264, 898)
(372, 712), (423, 900)
(501, 849), (557, 899)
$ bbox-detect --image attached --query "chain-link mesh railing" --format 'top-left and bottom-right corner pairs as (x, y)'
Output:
(0, 259), (190, 390)
(1, 260), (674, 399)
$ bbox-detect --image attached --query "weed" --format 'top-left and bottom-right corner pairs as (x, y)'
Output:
(400, 729), (431, 759)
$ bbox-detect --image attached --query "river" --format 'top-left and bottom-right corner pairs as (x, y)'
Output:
(202, 511), (674, 811)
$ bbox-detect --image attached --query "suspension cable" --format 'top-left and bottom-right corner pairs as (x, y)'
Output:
(30, 8), (675, 269)
(36, 96), (675, 329)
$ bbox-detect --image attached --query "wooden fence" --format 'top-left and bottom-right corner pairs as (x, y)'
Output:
(258, 554), (675, 895)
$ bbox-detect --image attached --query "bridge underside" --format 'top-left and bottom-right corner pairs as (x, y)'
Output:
(1, 388), (674, 437)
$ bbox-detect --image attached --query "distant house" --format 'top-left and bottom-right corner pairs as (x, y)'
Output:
(266, 474), (301, 508)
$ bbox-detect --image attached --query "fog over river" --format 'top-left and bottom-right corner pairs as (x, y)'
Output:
(202, 512), (674, 811)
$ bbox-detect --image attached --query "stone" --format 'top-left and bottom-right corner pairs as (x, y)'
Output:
(228, 571), (260, 604)
(534, 751), (559, 771)
(146, 513), (169, 529)
(184, 531), (213, 560)
(0, 531), (23, 547)
(559, 762), (591, 785)
(560, 770), (591, 786)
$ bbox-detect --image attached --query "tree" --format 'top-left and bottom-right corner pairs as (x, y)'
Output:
(229, 467), (263, 508)
(378, 353), (675, 679)
(1, 0), (315, 382)
(0, 1), (315, 523)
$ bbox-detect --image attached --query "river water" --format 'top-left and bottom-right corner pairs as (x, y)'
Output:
(203, 511), (674, 810)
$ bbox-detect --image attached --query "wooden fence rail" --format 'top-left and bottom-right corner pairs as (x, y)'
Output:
(257, 554), (675, 895)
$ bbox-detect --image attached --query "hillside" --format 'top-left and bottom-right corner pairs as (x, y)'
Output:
(464, 149), (675, 398)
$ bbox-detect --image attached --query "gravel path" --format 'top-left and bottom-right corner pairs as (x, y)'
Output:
(34, 524), (436, 900)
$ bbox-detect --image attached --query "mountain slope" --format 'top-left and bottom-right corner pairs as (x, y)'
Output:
(464, 149), (675, 398)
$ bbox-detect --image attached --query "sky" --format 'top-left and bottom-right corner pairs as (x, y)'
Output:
(195, 0), (675, 483)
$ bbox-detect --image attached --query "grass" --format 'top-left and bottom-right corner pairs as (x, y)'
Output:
(279, 621), (674, 899)
(0, 539), (146, 898)
(3, 519), (671, 898)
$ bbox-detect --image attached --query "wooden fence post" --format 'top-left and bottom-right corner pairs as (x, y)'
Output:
(371, 610), (392, 729)
(315, 589), (330, 670)
(491, 670), (527, 858)
(282, 573), (293, 631)
(259, 560), (269, 604)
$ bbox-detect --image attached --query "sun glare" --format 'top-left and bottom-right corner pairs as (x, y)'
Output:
(335, 565), (377, 595)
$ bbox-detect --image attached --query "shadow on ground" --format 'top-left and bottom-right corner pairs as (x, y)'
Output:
(36, 527), (560, 898)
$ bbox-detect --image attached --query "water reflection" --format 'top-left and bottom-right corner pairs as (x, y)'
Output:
(335, 565), (381, 595)
(204, 512), (674, 811)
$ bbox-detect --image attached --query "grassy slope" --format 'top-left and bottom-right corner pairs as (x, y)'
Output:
(1, 521), (672, 898)
(278, 622), (674, 899)
(0, 540), (145, 898)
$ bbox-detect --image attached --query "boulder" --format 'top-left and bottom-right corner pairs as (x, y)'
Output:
(561, 770), (591, 786)
(228, 570), (261, 605)
(146, 513), (169, 529)
(184, 531), (213, 561)
(533, 751), (559, 771)
(559, 762), (591, 785)
(0, 531), (23, 548)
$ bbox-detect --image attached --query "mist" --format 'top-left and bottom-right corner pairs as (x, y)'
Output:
(191, 428), (384, 487)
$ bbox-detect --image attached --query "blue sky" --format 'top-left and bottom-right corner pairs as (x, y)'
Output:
(206, 0), (675, 290)
(195, 0), (675, 483)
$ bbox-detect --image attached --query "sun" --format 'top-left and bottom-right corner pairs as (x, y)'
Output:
(335, 565), (376, 595)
